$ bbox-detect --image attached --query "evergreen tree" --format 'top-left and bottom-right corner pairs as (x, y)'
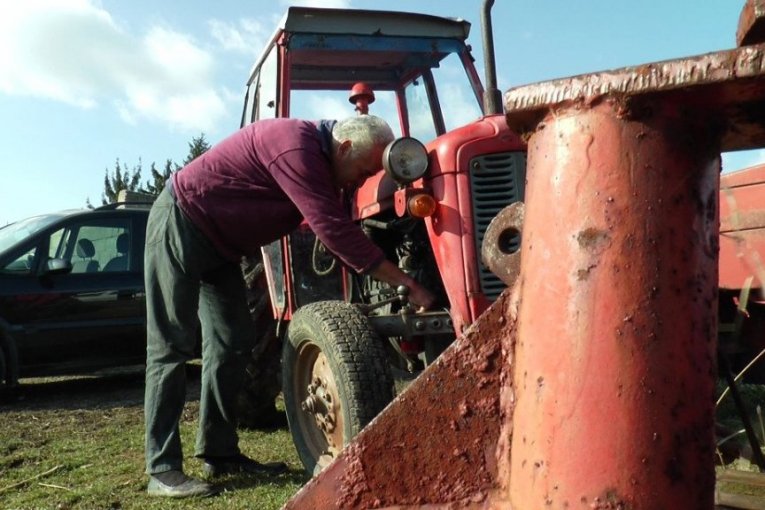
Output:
(88, 159), (143, 207)
(89, 134), (211, 206)
(184, 133), (211, 166)
(143, 159), (179, 196)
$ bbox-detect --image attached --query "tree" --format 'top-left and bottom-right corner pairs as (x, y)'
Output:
(89, 133), (212, 206)
(142, 134), (209, 196)
(143, 159), (179, 196)
(88, 158), (143, 207)
(184, 133), (211, 166)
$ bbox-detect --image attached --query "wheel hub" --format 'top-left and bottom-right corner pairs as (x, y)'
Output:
(302, 376), (336, 434)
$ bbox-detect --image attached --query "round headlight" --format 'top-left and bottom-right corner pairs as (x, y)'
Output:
(382, 137), (428, 184)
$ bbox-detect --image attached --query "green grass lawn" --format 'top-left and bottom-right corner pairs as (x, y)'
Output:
(0, 370), (308, 510)
(5, 370), (765, 509)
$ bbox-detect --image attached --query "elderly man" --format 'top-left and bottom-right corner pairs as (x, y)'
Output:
(144, 114), (434, 498)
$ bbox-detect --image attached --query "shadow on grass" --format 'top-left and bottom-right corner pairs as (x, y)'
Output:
(0, 363), (203, 412)
(215, 468), (311, 493)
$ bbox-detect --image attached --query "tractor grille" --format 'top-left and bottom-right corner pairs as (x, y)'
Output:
(469, 151), (526, 300)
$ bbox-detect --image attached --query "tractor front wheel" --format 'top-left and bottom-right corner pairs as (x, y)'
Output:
(282, 301), (393, 475)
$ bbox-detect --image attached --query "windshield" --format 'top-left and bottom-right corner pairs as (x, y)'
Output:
(0, 214), (63, 253)
(288, 53), (483, 144)
(246, 21), (484, 144)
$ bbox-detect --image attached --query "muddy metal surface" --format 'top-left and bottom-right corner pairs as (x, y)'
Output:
(285, 292), (516, 509)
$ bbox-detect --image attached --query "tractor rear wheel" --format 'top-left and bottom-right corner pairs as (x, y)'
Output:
(282, 301), (394, 475)
(236, 258), (284, 429)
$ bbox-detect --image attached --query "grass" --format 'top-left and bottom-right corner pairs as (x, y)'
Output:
(0, 367), (309, 510)
(4, 368), (765, 509)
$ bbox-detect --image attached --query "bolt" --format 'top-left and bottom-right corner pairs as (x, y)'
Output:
(302, 395), (317, 413)
(325, 414), (336, 433)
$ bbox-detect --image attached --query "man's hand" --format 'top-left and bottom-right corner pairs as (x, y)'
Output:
(369, 259), (436, 311)
(408, 281), (436, 311)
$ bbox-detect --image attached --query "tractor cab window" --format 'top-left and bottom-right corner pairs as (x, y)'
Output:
(243, 45), (279, 124)
(257, 48), (279, 119)
(431, 52), (483, 131)
(288, 89), (402, 137)
(404, 78), (437, 142)
(405, 52), (483, 143)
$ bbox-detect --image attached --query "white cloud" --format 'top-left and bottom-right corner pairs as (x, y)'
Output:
(0, 0), (226, 132)
(208, 1), (354, 57)
(209, 18), (270, 55)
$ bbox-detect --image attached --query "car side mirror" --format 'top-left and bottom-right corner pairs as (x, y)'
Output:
(44, 258), (73, 275)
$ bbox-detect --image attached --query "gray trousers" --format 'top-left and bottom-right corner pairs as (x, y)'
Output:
(144, 185), (253, 475)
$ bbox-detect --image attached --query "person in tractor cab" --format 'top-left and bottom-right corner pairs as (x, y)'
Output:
(143, 114), (436, 498)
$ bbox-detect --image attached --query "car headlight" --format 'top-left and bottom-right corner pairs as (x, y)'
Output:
(382, 137), (428, 185)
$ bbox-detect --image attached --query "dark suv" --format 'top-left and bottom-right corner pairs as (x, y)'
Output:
(0, 203), (150, 389)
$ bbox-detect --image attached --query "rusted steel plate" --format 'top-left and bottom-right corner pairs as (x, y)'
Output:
(738, 0), (765, 46)
(504, 43), (765, 152)
(283, 292), (516, 509)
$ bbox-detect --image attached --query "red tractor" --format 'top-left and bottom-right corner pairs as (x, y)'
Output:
(238, 3), (525, 473)
(236, 3), (765, 475)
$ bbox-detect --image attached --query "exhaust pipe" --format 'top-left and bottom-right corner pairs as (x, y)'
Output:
(481, 0), (502, 115)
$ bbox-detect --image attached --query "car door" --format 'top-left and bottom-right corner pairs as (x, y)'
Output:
(0, 213), (146, 375)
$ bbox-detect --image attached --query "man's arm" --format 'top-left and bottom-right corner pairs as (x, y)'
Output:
(368, 259), (435, 310)
(271, 149), (386, 273)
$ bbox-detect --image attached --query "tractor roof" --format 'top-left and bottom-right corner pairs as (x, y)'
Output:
(276, 6), (470, 39)
(246, 7), (474, 90)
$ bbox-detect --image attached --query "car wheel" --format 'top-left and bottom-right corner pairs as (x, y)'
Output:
(0, 332), (19, 397)
(0, 343), (6, 388)
(282, 301), (394, 475)
(236, 257), (284, 429)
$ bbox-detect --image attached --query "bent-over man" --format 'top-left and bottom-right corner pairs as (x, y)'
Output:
(144, 114), (435, 498)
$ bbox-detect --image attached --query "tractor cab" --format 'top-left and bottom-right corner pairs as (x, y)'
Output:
(242, 7), (484, 140)
(242, 7), (498, 324)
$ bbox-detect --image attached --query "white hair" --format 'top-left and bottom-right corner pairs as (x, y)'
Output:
(332, 114), (395, 157)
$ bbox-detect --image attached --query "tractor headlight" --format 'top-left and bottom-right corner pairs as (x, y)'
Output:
(382, 137), (428, 185)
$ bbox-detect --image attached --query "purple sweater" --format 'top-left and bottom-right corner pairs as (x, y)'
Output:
(171, 118), (384, 273)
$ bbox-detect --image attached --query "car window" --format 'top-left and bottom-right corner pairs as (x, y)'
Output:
(0, 213), (63, 253)
(49, 229), (67, 259)
(1, 246), (37, 274)
(57, 219), (133, 274)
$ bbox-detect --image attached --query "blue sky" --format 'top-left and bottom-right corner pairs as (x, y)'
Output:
(0, 1), (758, 225)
